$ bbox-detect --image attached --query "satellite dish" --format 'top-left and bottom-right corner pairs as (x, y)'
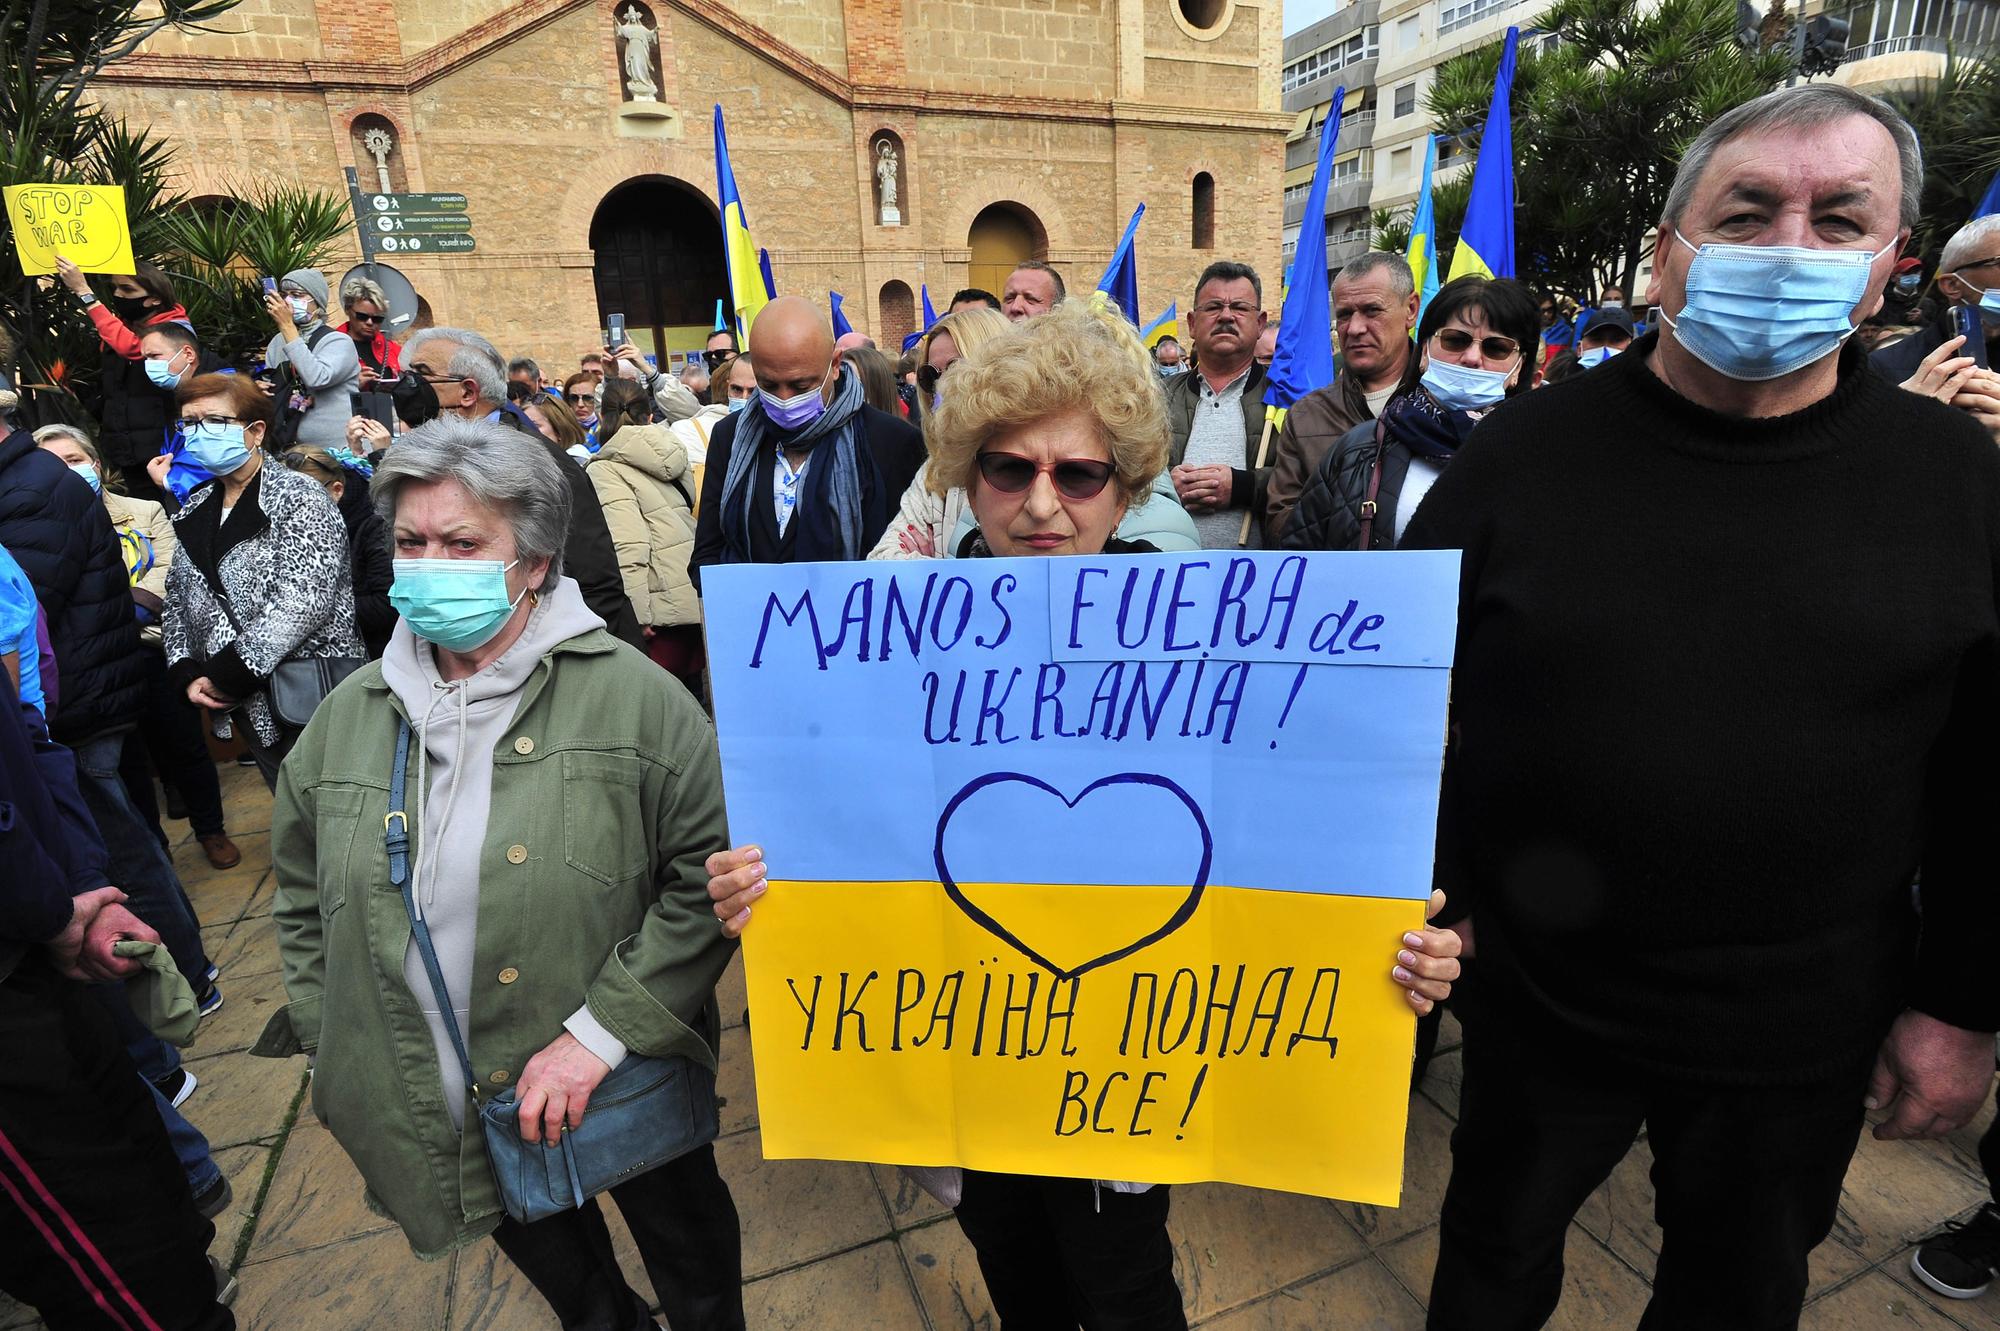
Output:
(339, 260), (420, 335)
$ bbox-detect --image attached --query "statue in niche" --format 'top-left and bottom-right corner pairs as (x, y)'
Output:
(616, 6), (659, 102)
(876, 141), (901, 226)
(362, 126), (395, 194)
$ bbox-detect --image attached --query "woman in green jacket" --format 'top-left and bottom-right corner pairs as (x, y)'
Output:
(260, 416), (744, 1331)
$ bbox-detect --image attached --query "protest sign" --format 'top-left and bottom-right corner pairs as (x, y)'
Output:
(705, 550), (1458, 1204)
(3, 184), (135, 276)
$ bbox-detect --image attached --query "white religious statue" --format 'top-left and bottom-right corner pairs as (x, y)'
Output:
(876, 141), (901, 226)
(616, 6), (659, 102)
(362, 126), (395, 195)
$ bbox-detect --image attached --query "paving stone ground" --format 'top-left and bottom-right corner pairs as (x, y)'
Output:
(5, 762), (1999, 1329)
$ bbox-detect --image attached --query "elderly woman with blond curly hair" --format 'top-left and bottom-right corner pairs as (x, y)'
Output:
(706, 298), (1464, 1330)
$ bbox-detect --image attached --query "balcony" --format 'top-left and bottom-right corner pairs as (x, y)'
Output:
(1825, 0), (2000, 74)
(1328, 176), (1374, 215)
(1336, 109), (1377, 152)
(1325, 229), (1373, 268)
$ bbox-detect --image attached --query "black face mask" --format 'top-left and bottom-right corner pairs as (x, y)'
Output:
(387, 374), (440, 428)
(109, 293), (152, 321)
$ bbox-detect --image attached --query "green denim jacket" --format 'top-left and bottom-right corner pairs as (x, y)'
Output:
(252, 628), (735, 1258)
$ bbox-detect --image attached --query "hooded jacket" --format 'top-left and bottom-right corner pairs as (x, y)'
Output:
(260, 581), (734, 1257)
(0, 429), (147, 742)
(587, 422), (701, 630)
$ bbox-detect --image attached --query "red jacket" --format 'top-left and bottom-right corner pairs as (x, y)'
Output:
(88, 303), (191, 361)
(337, 323), (403, 375)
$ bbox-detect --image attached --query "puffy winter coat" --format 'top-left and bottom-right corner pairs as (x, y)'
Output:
(588, 422), (701, 629)
(0, 429), (147, 742)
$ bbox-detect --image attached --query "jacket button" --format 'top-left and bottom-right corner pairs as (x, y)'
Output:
(506, 844), (528, 865)
(498, 967), (519, 984)
(490, 1069), (510, 1085)
(514, 736), (534, 755)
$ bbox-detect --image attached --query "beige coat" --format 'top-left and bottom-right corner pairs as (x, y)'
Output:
(587, 422), (701, 629)
(105, 490), (175, 646)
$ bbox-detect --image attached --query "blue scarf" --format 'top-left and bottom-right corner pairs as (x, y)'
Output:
(720, 365), (872, 562)
(1381, 387), (1481, 461)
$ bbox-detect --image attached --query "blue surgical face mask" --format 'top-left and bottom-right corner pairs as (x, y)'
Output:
(388, 558), (525, 653)
(69, 461), (101, 494)
(1578, 345), (1619, 369)
(181, 421), (252, 475)
(1157, 363), (1186, 378)
(726, 396), (749, 414)
(286, 296), (315, 325)
(143, 351), (187, 391)
(760, 359), (834, 431)
(1975, 288), (2000, 328)
(1422, 356), (1513, 413)
(1658, 228), (1896, 381)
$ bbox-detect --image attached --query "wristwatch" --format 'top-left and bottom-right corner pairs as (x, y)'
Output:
(75, 291), (98, 307)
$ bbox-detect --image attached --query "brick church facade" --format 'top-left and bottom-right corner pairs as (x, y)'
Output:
(95, 0), (1287, 369)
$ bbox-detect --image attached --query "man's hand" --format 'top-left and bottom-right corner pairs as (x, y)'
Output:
(346, 416), (392, 453)
(54, 256), (92, 298)
(514, 1032), (612, 1145)
(186, 677), (235, 711)
(76, 903), (158, 982)
(1864, 1010), (1997, 1140)
(1900, 335), (1978, 403)
(1172, 463), (1233, 515)
(45, 886), (126, 980)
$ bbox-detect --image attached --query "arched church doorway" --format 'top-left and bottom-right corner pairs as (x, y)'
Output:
(966, 202), (1047, 300)
(590, 176), (725, 362)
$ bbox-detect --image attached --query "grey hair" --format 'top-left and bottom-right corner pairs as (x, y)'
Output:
(405, 326), (509, 408)
(33, 422), (99, 464)
(370, 415), (572, 592)
(1337, 250), (1416, 300)
(507, 356), (543, 381)
(1662, 84), (1923, 232)
(340, 275), (388, 310)
(1941, 214), (2000, 274)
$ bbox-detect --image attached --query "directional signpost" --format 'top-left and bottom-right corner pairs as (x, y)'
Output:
(344, 168), (478, 258)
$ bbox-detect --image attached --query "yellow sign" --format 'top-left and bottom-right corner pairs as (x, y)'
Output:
(745, 881), (1423, 1204)
(4, 184), (136, 276)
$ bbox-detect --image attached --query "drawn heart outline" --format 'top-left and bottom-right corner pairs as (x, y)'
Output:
(932, 771), (1213, 981)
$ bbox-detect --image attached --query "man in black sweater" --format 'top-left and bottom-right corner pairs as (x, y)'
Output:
(1403, 85), (2000, 1330)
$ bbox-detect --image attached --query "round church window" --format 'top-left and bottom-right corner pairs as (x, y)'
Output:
(1175, 0), (1232, 36)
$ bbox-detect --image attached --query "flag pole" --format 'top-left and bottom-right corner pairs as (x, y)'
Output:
(1236, 411), (1278, 547)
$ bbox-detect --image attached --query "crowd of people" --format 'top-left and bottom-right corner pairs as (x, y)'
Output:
(3, 79), (2000, 1331)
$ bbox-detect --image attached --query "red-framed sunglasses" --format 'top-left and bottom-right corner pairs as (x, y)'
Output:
(975, 451), (1115, 500)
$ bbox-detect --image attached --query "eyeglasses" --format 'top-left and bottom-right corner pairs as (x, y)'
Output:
(1432, 328), (1521, 361)
(1193, 301), (1260, 319)
(916, 361), (955, 393)
(975, 451), (1115, 500)
(567, 393), (594, 405)
(348, 310), (383, 324)
(174, 413), (245, 430)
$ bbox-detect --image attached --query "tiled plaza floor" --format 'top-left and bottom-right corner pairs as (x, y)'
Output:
(4, 762), (1999, 1328)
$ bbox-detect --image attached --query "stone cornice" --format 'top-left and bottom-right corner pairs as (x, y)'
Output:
(97, 1), (1285, 135)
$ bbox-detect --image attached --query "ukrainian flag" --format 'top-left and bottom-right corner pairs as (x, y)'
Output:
(714, 105), (772, 340)
(1141, 303), (1179, 349)
(1405, 135), (1441, 330)
(1263, 87), (1345, 419)
(1446, 27), (1520, 282)
(1095, 204), (1146, 325)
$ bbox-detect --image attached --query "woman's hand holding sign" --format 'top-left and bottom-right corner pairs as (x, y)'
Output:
(706, 844), (766, 939)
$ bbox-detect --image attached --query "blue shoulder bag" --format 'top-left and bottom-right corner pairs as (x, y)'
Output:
(388, 720), (719, 1224)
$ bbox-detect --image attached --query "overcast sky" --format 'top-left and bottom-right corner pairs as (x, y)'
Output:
(1284, 0), (1348, 33)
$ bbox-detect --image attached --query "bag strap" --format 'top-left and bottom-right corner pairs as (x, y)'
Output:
(389, 719), (480, 1098)
(1355, 417), (1390, 551)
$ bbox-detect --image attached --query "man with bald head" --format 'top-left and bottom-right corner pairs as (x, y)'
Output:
(833, 330), (875, 356)
(1403, 85), (2000, 1329)
(691, 296), (924, 579)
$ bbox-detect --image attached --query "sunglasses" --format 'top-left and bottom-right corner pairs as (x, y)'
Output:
(702, 349), (733, 369)
(916, 361), (953, 393)
(975, 451), (1115, 500)
(568, 393), (594, 405)
(349, 310), (383, 324)
(1432, 328), (1521, 361)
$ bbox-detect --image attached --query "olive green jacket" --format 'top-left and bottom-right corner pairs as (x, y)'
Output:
(252, 627), (735, 1259)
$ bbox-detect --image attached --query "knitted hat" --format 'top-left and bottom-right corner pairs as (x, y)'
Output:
(282, 268), (330, 311)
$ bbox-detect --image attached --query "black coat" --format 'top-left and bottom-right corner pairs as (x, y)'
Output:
(338, 479), (396, 659)
(98, 340), (219, 470)
(0, 429), (147, 742)
(689, 404), (926, 589)
(1280, 416), (1418, 552)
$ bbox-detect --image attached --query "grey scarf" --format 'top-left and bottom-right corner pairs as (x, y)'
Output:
(720, 365), (869, 562)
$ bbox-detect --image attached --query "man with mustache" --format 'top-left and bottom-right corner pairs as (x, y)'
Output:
(1164, 262), (1272, 548)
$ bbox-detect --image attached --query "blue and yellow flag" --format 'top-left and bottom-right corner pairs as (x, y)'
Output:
(1263, 87), (1345, 417)
(830, 291), (853, 338)
(1141, 303), (1179, 348)
(1095, 204), (1146, 324)
(1977, 169), (2000, 219)
(1406, 135), (1441, 331)
(714, 105), (772, 340)
(712, 299), (727, 334)
(1446, 28), (1519, 282)
(921, 284), (938, 331)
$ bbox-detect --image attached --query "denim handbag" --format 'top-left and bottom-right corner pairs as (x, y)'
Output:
(388, 721), (720, 1224)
